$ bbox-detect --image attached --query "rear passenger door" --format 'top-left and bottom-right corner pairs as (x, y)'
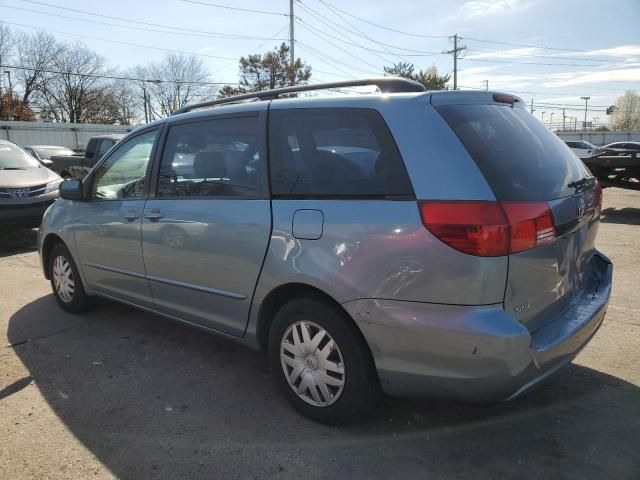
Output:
(141, 111), (271, 336)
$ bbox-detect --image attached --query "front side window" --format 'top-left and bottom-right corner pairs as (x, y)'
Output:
(157, 115), (265, 198)
(269, 108), (414, 197)
(91, 129), (158, 200)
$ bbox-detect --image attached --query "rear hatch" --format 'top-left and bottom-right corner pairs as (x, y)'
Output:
(435, 95), (602, 332)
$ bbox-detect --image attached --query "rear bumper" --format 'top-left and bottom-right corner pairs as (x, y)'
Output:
(0, 199), (57, 228)
(343, 252), (612, 402)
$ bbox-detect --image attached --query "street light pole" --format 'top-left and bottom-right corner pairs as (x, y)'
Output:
(541, 111), (546, 125)
(580, 96), (590, 131)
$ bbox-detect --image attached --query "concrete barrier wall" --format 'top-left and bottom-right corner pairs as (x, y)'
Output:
(0, 121), (135, 151)
(557, 131), (640, 146)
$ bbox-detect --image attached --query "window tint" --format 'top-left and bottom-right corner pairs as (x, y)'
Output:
(436, 104), (589, 201)
(157, 116), (265, 198)
(91, 130), (157, 200)
(269, 108), (413, 197)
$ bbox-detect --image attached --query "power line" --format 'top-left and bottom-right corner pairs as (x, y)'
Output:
(0, 63), (236, 85)
(317, 0), (449, 39)
(296, 42), (378, 77)
(461, 36), (631, 55)
(296, 2), (395, 65)
(20, 0), (285, 41)
(464, 53), (625, 68)
(0, 20), (238, 60)
(296, 17), (443, 56)
(180, 0), (288, 16)
(1, 3), (288, 42)
(465, 46), (618, 64)
(296, 20), (382, 70)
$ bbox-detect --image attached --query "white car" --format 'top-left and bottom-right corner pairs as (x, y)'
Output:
(565, 140), (598, 159)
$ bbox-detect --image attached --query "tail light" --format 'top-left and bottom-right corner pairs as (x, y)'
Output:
(419, 201), (556, 257)
(594, 182), (603, 217)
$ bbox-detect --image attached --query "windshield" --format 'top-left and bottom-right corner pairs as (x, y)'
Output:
(0, 144), (41, 170)
(34, 147), (75, 159)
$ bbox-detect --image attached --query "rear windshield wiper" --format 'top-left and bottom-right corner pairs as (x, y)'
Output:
(568, 177), (589, 192)
(0, 167), (28, 170)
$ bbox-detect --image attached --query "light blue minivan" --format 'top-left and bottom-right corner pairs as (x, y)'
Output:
(39, 78), (612, 424)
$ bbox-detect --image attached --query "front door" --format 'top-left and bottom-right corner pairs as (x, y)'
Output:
(74, 128), (159, 307)
(141, 113), (271, 337)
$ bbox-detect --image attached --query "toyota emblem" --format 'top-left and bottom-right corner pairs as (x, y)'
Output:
(12, 189), (27, 198)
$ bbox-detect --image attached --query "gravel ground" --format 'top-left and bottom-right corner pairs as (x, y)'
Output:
(1, 187), (639, 480)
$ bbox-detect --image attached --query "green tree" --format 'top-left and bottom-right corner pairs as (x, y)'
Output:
(218, 43), (311, 98)
(383, 62), (450, 90)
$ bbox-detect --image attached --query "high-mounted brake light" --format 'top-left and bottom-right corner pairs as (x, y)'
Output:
(419, 201), (557, 257)
(493, 93), (517, 105)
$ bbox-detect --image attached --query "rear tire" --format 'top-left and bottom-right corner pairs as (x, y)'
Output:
(49, 243), (90, 314)
(268, 296), (379, 424)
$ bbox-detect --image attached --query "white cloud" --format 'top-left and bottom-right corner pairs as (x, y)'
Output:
(459, 0), (533, 18)
(571, 45), (640, 58)
(542, 67), (640, 87)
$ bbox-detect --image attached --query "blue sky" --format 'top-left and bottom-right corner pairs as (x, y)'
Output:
(1, 0), (639, 125)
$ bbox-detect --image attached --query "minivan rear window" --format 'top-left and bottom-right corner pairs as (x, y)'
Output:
(269, 108), (413, 198)
(436, 104), (590, 201)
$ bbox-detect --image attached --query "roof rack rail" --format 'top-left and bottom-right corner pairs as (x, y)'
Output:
(172, 77), (426, 115)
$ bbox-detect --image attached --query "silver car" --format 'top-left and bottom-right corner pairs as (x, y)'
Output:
(38, 79), (613, 424)
(1, 139), (62, 229)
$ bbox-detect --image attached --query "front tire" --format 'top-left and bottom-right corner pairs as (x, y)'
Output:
(268, 296), (379, 424)
(49, 243), (90, 313)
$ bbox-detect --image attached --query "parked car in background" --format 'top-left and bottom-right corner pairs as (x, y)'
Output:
(49, 134), (122, 179)
(38, 80), (612, 424)
(23, 145), (76, 169)
(598, 141), (640, 156)
(0, 139), (62, 229)
(565, 140), (598, 158)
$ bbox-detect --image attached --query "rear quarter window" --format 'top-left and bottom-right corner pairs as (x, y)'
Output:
(268, 108), (413, 198)
(436, 104), (590, 201)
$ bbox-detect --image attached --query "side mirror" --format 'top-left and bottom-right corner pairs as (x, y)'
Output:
(40, 159), (54, 168)
(59, 179), (83, 200)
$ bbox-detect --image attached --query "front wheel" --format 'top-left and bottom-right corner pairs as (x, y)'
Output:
(49, 243), (90, 313)
(268, 296), (379, 424)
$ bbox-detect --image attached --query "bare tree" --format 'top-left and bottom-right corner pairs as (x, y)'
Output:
(0, 24), (12, 69)
(609, 90), (640, 131)
(16, 31), (64, 112)
(39, 42), (113, 123)
(145, 53), (213, 116)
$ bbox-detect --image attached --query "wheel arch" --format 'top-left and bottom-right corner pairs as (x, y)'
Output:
(41, 233), (66, 279)
(255, 282), (372, 356)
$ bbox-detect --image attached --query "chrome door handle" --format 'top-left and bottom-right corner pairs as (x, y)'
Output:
(144, 209), (164, 221)
(124, 210), (140, 222)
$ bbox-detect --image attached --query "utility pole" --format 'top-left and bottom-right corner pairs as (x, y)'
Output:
(562, 108), (566, 131)
(483, 79), (488, 90)
(530, 98), (535, 114)
(541, 111), (546, 125)
(581, 96), (590, 131)
(443, 34), (466, 90)
(550, 112), (554, 129)
(289, 0), (295, 86)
